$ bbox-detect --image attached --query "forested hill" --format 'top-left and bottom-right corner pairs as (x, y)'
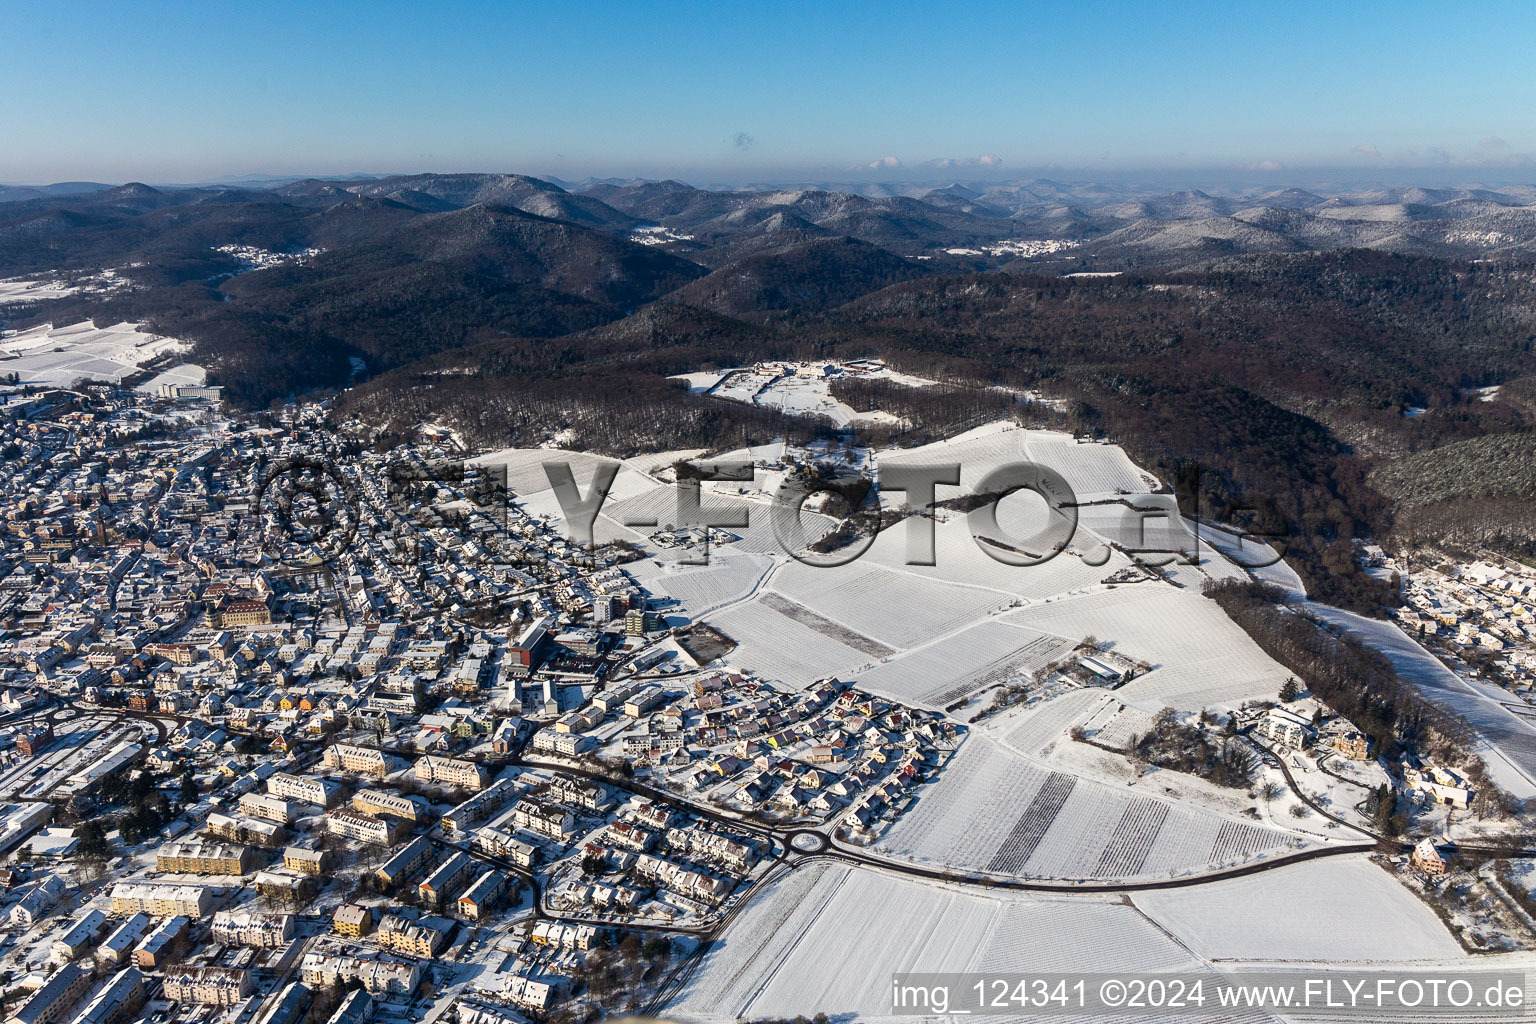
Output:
(339, 252), (1536, 613)
(6, 196), (708, 407)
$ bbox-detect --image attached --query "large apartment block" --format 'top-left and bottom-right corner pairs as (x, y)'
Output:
(71, 966), (144, 1024)
(457, 869), (510, 921)
(238, 792), (299, 825)
(415, 755), (488, 791)
(109, 883), (214, 918)
(374, 835), (433, 889)
(510, 799), (574, 839)
(6, 961), (92, 1024)
(377, 914), (450, 957)
(161, 967), (253, 1006)
(418, 851), (474, 906)
(155, 840), (257, 876)
(352, 789), (418, 821)
(300, 951), (421, 995)
(328, 809), (405, 846)
(441, 778), (514, 832)
(282, 847), (332, 875)
(323, 743), (389, 778)
(133, 915), (189, 970)
(96, 914), (151, 966)
(51, 909), (107, 963)
(267, 772), (340, 808)
(211, 910), (295, 948)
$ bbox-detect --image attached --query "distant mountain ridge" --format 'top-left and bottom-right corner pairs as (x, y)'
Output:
(311, 172), (640, 229)
(6, 167), (1536, 414)
(0, 181), (115, 204)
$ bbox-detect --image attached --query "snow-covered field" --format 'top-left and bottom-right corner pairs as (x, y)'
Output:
(1197, 520), (1307, 593)
(646, 422), (1255, 704)
(999, 688), (1115, 757)
(678, 360), (936, 428)
(1130, 857), (1464, 961)
(1005, 586), (1293, 711)
(472, 447), (655, 505)
(669, 862), (1207, 1022)
(1024, 435), (1162, 498)
(469, 447), (661, 545)
(709, 598), (875, 687)
(628, 549), (778, 619)
(669, 855), (1512, 1024)
(767, 558), (1015, 650)
(851, 619), (1075, 709)
(0, 269), (126, 306)
(876, 423), (1035, 496)
(600, 488), (841, 566)
(670, 371), (730, 394)
(859, 506), (1143, 600)
(135, 362), (207, 393)
(0, 276), (78, 305)
(0, 320), (188, 386)
(750, 372), (884, 427)
(1082, 697), (1160, 750)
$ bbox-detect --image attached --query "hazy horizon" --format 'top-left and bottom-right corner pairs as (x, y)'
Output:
(7, 165), (1536, 197)
(4, 0), (1535, 186)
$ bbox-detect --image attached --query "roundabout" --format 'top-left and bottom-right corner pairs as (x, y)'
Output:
(788, 830), (828, 853)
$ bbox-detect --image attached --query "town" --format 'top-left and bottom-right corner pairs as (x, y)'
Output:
(0, 348), (1533, 1024)
(0, 374), (960, 1024)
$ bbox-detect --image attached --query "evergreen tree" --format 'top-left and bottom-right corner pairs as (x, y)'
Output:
(179, 769), (199, 805)
(1372, 784), (1398, 834)
(77, 819), (111, 860)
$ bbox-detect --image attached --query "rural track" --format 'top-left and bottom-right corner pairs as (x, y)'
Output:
(1240, 738), (1536, 861)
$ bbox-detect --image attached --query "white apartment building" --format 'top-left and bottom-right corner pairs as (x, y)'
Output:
(327, 809), (402, 846)
(211, 910), (295, 948)
(109, 882), (214, 918)
(267, 772), (339, 808)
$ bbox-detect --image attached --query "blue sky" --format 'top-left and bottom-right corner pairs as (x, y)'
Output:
(3, 0), (1534, 185)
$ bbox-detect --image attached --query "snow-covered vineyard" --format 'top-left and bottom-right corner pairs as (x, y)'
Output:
(0, 320), (191, 386)
(869, 730), (1324, 884)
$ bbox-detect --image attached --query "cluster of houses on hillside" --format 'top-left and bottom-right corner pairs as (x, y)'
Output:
(1387, 555), (1536, 700)
(1241, 694), (1477, 813)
